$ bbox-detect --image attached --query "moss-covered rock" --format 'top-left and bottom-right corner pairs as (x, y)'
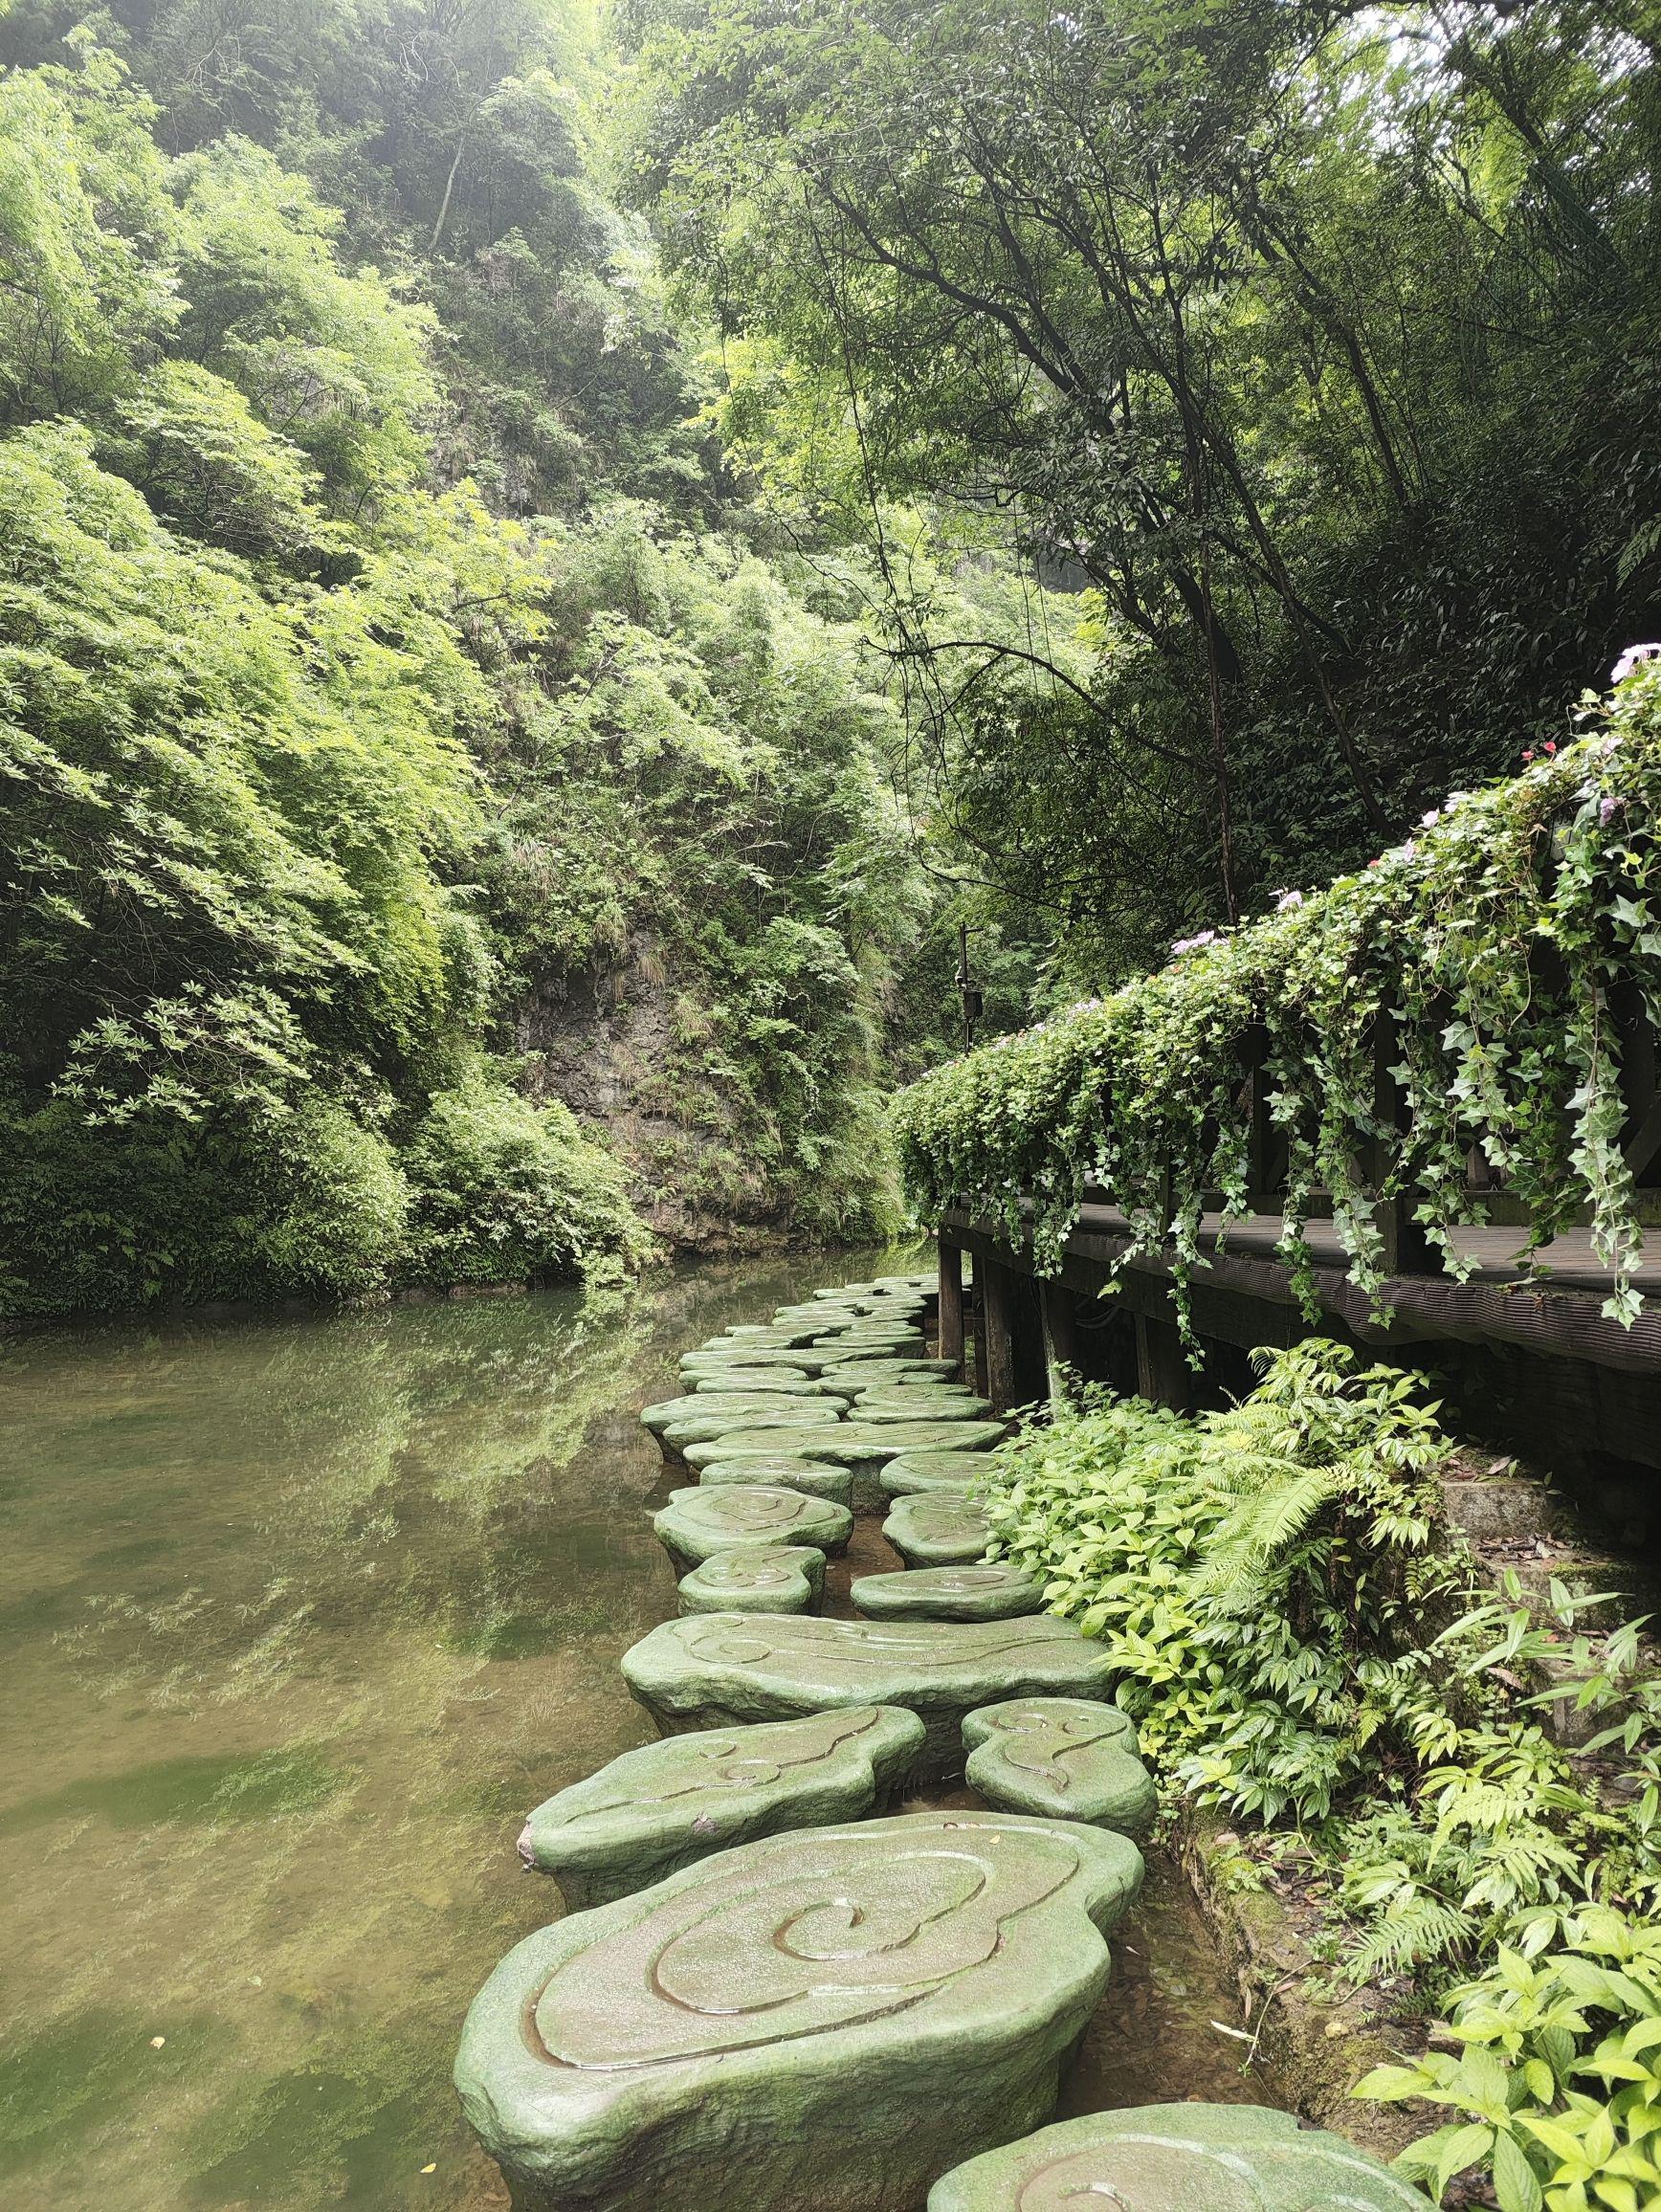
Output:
(676, 1544), (826, 1615)
(622, 1612), (1118, 1780)
(882, 1450), (995, 1495)
(851, 1565), (1047, 1622)
(963, 1697), (1155, 1837)
(653, 1484), (853, 1571)
(698, 1456), (854, 1510)
(884, 1491), (993, 1566)
(927, 2103), (1433, 2210)
(456, 1811), (1143, 2212)
(515, 1705), (923, 1908)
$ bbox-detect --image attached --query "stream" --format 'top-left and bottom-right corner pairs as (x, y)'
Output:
(1, 1249), (1268, 2209)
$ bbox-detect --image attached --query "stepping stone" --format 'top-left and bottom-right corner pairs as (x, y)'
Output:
(822, 1355), (959, 1382)
(678, 1544), (825, 1616)
(642, 1391), (839, 1438)
(653, 1486), (853, 1572)
(516, 1706), (925, 1910)
(689, 1370), (853, 1399)
(885, 1491), (992, 1566)
(680, 1346), (831, 1374)
(883, 1449), (997, 1496)
(700, 1456), (853, 1510)
(927, 2103), (1434, 2210)
(852, 1564), (1046, 1622)
(963, 1698), (1155, 1837)
(720, 1325), (823, 1348)
(623, 1613), (1118, 1781)
(682, 1420), (1005, 1473)
(656, 1401), (845, 1453)
(855, 1393), (996, 1424)
(456, 1810), (1143, 2212)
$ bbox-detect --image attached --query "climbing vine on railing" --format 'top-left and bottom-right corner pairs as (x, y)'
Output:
(895, 664), (1661, 1331)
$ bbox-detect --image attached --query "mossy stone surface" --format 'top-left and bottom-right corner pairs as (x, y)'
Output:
(682, 1421), (1005, 1473)
(679, 1346), (831, 1376)
(653, 1485), (853, 1572)
(657, 1400), (845, 1452)
(926, 2102), (1434, 2210)
(642, 1389), (839, 1435)
(963, 1697), (1156, 1837)
(456, 1811), (1142, 2212)
(622, 1612), (1118, 1780)
(699, 1456), (854, 1510)
(515, 1705), (923, 1909)
(852, 1565), (1047, 1622)
(854, 1393), (996, 1424)
(882, 1450), (996, 1496)
(884, 1491), (993, 1567)
(687, 1370), (853, 1400)
(824, 1357), (958, 1383)
(677, 1544), (825, 1616)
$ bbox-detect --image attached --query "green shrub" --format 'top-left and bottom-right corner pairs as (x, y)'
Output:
(400, 1078), (649, 1289)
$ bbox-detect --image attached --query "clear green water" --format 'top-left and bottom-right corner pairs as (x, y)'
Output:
(1, 1250), (1264, 2211)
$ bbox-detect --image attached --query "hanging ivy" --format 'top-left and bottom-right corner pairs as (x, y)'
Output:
(895, 666), (1661, 1334)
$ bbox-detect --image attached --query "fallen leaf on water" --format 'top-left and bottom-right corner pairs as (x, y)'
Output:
(149, 2037), (166, 2049)
(420, 2164), (436, 2176)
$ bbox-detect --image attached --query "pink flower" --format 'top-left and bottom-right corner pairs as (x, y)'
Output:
(1612, 644), (1661, 684)
(1600, 795), (1619, 827)
(1542, 741), (1557, 756)
(1273, 889), (1304, 914)
(1420, 809), (1441, 829)
(1522, 750), (1535, 763)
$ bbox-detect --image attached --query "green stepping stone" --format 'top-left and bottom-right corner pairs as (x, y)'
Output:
(720, 1325), (823, 1348)
(516, 1705), (923, 1910)
(658, 1401), (845, 1452)
(883, 1449), (998, 1496)
(688, 1370), (852, 1399)
(680, 1346), (829, 1374)
(854, 1393), (996, 1424)
(623, 1612), (1118, 1781)
(653, 1485), (853, 1572)
(677, 1545), (826, 1616)
(682, 1421), (1005, 1473)
(927, 2103), (1434, 2211)
(885, 1491), (992, 1566)
(963, 1697), (1155, 1837)
(456, 1809), (1143, 2212)
(642, 1390), (838, 1438)
(852, 1565), (1046, 1622)
(699, 1457), (853, 1510)
(821, 1355), (957, 1382)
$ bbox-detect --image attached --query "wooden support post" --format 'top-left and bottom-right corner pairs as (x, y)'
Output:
(937, 1239), (965, 1373)
(1135, 1310), (1189, 1411)
(1368, 1013), (1432, 1276)
(983, 1257), (1017, 1414)
(1040, 1280), (1078, 1401)
(969, 1270), (989, 1399)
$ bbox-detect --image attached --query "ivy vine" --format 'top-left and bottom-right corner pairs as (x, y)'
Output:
(895, 667), (1661, 1335)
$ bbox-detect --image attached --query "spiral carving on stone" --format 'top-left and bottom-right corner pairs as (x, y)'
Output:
(1013, 2127), (1429, 2208)
(555, 1712), (888, 1824)
(529, 1826), (1082, 2070)
(982, 1705), (1132, 1793)
(685, 1487), (825, 1535)
(674, 1615), (1084, 1673)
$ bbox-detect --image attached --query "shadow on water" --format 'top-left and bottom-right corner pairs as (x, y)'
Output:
(1, 1248), (1267, 2209)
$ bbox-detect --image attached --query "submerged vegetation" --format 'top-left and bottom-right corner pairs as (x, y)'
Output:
(982, 1345), (1661, 2209)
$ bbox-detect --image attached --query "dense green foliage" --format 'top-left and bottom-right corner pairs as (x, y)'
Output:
(627, 0), (1661, 982)
(897, 669), (1661, 1332)
(0, 10), (942, 1315)
(981, 1346), (1661, 2209)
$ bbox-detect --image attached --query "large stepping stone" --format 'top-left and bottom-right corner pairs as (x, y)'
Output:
(691, 1370), (853, 1400)
(680, 1346), (832, 1374)
(700, 1456), (853, 1510)
(682, 1420), (1005, 1473)
(515, 1706), (923, 1908)
(883, 1449), (997, 1496)
(853, 1564), (1047, 1622)
(927, 2103), (1434, 2210)
(855, 1392), (996, 1424)
(885, 1491), (993, 1566)
(822, 1355), (958, 1382)
(656, 1401), (845, 1453)
(678, 1545), (825, 1616)
(642, 1390), (840, 1436)
(653, 1485), (853, 1572)
(963, 1697), (1155, 1837)
(456, 1810), (1143, 2212)
(623, 1613), (1118, 1781)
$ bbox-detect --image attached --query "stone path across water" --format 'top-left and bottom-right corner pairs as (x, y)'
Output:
(456, 1811), (1143, 2212)
(853, 1563), (1048, 1622)
(653, 1483), (853, 1571)
(963, 1697), (1156, 1837)
(884, 1489), (995, 1566)
(678, 1543), (826, 1615)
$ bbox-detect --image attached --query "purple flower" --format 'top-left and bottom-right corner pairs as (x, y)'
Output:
(1273, 889), (1304, 914)
(1169, 930), (1219, 957)
(1612, 644), (1661, 685)
(1420, 809), (1441, 829)
(1601, 795), (1619, 827)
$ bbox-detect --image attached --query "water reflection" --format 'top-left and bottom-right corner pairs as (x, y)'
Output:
(1, 1250), (1263, 2209)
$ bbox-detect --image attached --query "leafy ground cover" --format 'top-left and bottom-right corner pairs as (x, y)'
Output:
(978, 1344), (1661, 2210)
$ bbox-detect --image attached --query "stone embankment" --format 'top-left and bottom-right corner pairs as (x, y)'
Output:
(454, 1272), (1433, 2210)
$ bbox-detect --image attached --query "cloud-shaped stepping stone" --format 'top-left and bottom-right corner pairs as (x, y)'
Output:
(963, 1697), (1155, 1838)
(698, 1456), (854, 1510)
(653, 1485), (852, 1572)
(853, 1565), (1046, 1623)
(678, 1544), (826, 1616)
(927, 2102), (1434, 2209)
(655, 1399), (845, 1453)
(883, 1449), (998, 1495)
(854, 1392), (996, 1424)
(457, 1811), (1142, 2212)
(623, 1612), (1118, 1781)
(681, 1421), (1005, 1473)
(516, 1705), (923, 1908)
(885, 1492), (993, 1567)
